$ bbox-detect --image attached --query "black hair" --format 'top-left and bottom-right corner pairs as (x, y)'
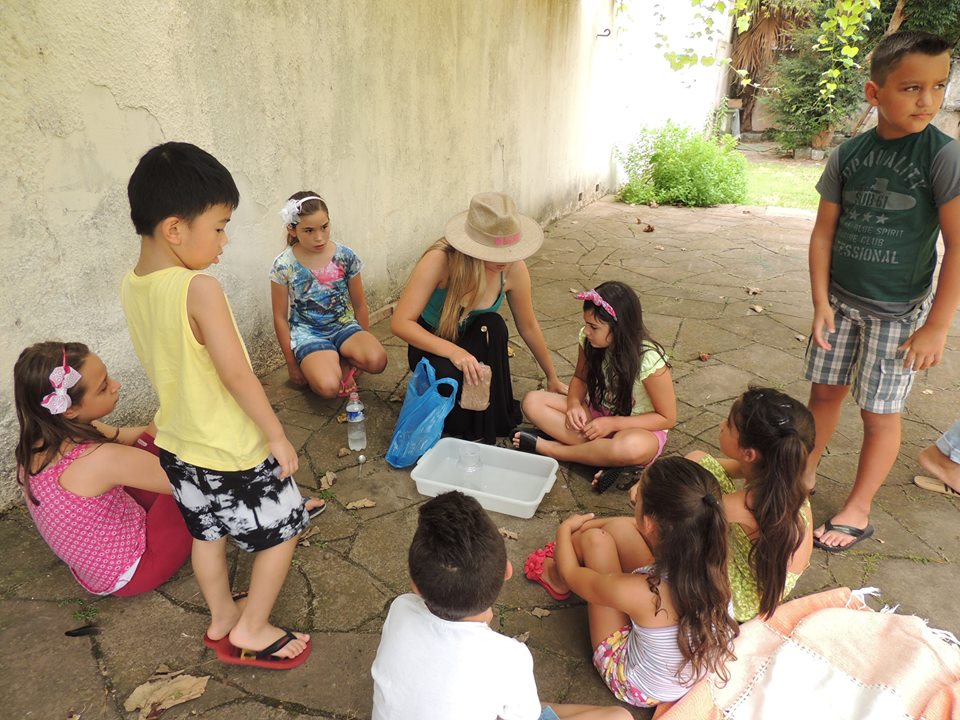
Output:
(127, 141), (240, 236)
(641, 457), (739, 683)
(581, 281), (668, 417)
(870, 31), (952, 86)
(729, 387), (814, 619)
(408, 491), (507, 621)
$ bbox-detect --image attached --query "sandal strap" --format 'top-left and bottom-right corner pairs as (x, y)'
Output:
(247, 630), (297, 660)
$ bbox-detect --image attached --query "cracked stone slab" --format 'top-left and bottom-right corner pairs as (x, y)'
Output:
(0, 599), (119, 720)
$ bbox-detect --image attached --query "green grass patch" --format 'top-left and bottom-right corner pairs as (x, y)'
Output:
(743, 160), (823, 211)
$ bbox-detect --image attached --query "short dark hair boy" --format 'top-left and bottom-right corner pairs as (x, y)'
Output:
(373, 492), (631, 720)
(804, 31), (960, 552)
(127, 141), (239, 236)
(408, 490), (507, 620)
(870, 31), (952, 86)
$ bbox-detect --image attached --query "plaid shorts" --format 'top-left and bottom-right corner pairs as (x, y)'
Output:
(159, 451), (308, 552)
(804, 293), (931, 414)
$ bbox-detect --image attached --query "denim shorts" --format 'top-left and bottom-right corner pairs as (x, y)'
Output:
(294, 322), (363, 363)
(538, 708), (560, 720)
(803, 293), (931, 414)
(159, 451), (308, 552)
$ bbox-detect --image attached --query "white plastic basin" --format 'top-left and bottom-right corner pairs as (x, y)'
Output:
(411, 437), (559, 519)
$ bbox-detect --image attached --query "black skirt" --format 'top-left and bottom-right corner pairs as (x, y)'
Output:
(407, 312), (522, 444)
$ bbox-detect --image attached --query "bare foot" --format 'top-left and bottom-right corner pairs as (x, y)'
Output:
(917, 444), (960, 493)
(539, 556), (571, 596)
(229, 624), (310, 659)
(813, 508), (871, 549)
(206, 594), (247, 642)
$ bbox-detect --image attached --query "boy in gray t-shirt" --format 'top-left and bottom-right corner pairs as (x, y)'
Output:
(804, 31), (960, 552)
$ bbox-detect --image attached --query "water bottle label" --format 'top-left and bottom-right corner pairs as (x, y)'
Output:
(347, 410), (364, 422)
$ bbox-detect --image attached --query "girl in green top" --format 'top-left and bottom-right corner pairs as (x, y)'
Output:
(513, 281), (675, 492)
(684, 388), (815, 621)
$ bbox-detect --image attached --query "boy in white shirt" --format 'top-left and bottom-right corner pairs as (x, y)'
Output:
(371, 491), (631, 720)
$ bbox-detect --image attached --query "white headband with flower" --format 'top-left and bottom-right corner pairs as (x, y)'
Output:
(279, 196), (323, 227)
(41, 349), (82, 415)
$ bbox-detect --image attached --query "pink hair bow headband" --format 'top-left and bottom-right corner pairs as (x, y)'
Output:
(40, 349), (81, 415)
(575, 289), (617, 320)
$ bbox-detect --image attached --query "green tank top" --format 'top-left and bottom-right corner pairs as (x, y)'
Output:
(419, 272), (505, 331)
(697, 453), (808, 622)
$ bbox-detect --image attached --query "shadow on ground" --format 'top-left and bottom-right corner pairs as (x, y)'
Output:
(3, 198), (958, 719)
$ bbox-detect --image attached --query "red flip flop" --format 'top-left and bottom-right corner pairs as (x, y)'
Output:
(203, 633), (233, 656)
(524, 546), (570, 601)
(218, 630), (312, 670)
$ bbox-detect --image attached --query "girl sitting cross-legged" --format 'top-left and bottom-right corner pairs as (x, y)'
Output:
(513, 281), (675, 492)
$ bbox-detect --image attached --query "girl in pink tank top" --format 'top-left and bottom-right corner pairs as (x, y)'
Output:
(14, 342), (191, 596)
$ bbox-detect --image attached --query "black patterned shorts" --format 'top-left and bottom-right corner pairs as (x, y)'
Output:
(159, 450), (308, 552)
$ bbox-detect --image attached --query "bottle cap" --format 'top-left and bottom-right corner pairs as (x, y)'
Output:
(350, 391), (360, 400)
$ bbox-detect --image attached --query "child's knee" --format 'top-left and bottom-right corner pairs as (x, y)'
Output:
(521, 390), (545, 416)
(309, 376), (341, 398)
(810, 383), (848, 404)
(367, 348), (388, 374)
(580, 527), (611, 550)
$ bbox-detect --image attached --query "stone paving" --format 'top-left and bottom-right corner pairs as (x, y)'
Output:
(3, 197), (959, 719)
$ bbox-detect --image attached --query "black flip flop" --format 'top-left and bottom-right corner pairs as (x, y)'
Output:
(813, 521), (875, 553)
(513, 431), (540, 454)
(592, 465), (644, 494)
(304, 499), (326, 520)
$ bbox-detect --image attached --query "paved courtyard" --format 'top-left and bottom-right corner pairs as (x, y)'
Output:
(2, 197), (959, 719)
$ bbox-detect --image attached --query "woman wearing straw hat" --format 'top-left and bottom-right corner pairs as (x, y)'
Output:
(392, 192), (567, 444)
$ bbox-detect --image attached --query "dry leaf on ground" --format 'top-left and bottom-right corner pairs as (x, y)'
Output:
(648, 201), (659, 208)
(513, 631), (530, 643)
(337, 447), (351, 458)
(750, 305), (764, 314)
(346, 498), (377, 510)
(531, 607), (551, 619)
(320, 471), (337, 490)
(922, 388), (934, 395)
(507, 345), (515, 357)
(698, 352), (711, 362)
(124, 666), (209, 720)
(498, 528), (518, 541)
(336, 412), (347, 424)
(298, 526), (322, 547)
(654, 244), (665, 251)
(746, 287), (762, 295)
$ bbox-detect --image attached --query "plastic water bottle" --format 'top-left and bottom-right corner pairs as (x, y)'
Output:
(346, 392), (367, 451)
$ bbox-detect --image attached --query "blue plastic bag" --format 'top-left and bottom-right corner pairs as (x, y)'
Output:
(386, 358), (459, 468)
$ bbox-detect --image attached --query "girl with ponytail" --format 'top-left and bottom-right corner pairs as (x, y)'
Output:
(685, 386), (815, 621)
(545, 457), (739, 710)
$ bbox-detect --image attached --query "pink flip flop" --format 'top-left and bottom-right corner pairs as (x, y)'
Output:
(524, 545), (570, 601)
(338, 368), (359, 397)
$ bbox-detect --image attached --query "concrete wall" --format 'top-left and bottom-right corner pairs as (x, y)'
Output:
(0, 0), (729, 506)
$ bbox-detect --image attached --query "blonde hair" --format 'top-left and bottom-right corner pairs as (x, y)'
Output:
(427, 239), (486, 341)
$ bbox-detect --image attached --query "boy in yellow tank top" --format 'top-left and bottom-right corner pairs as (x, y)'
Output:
(121, 142), (314, 669)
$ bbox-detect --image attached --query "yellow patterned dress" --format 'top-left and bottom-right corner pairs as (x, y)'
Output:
(697, 454), (808, 622)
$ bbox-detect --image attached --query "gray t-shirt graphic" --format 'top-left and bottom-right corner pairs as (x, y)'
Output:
(817, 125), (960, 317)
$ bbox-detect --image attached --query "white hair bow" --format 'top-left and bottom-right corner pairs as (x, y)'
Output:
(279, 196), (323, 227)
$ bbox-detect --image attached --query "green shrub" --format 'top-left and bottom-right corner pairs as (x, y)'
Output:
(767, 22), (866, 151)
(617, 123), (747, 207)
